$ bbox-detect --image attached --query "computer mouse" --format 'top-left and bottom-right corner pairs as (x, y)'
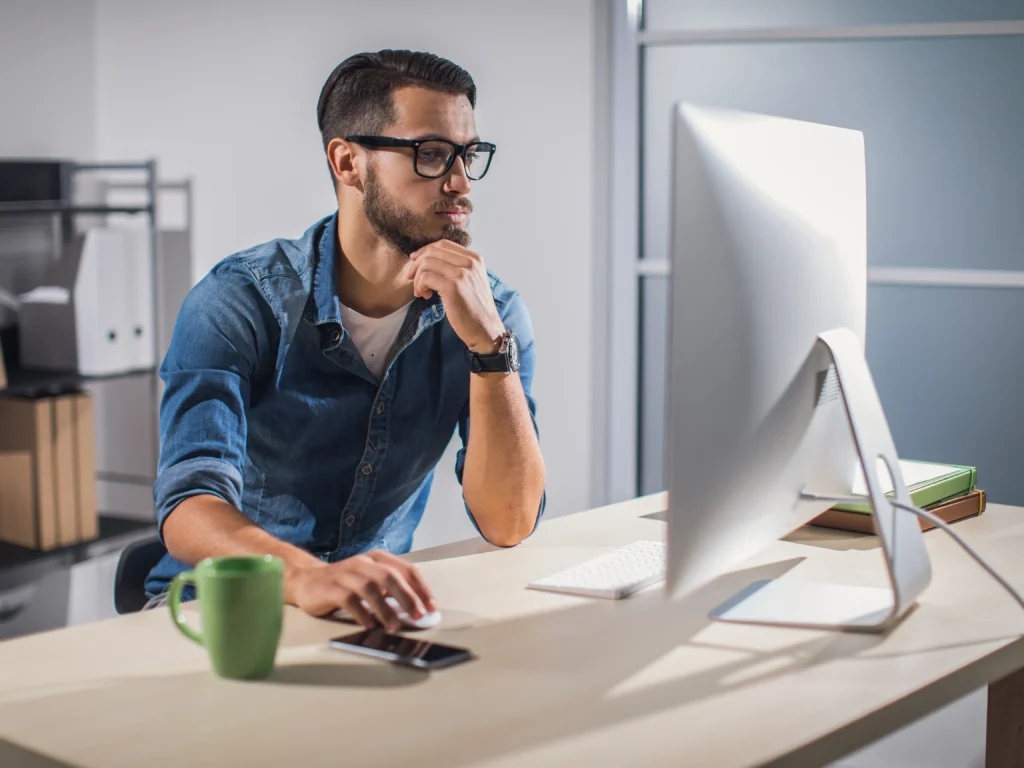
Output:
(390, 597), (442, 630)
(332, 596), (442, 631)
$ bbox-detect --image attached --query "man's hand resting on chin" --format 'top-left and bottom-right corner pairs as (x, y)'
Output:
(405, 240), (506, 353)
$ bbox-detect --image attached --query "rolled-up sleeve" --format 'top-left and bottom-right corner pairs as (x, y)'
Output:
(153, 263), (274, 541)
(455, 282), (547, 536)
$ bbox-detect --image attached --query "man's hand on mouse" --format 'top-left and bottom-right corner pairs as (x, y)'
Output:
(405, 240), (506, 354)
(288, 550), (436, 631)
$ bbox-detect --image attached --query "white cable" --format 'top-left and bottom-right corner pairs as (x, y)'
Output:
(802, 489), (1024, 611)
(890, 500), (1024, 612)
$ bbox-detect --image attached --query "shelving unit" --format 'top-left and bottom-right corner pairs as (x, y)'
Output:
(0, 203), (152, 215)
(0, 162), (196, 485)
(0, 160), (161, 399)
(0, 159), (196, 636)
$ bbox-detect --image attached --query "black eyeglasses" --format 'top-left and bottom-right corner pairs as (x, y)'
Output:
(344, 136), (496, 180)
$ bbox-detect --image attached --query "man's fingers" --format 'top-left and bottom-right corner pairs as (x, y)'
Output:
(297, 557), (436, 626)
(413, 269), (451, 300)
(341, 593), (377, 629)
(410, 240), (478, 264)
(369, 551), (437, 612)
(353, 576), (402, 632)
(400, 565), (437, 612)
(415, 255), (465, 281)
(412, 269), (435, 299)
(431, 239), (481, 263)
(406, 249), (471, 281)
(426, 242), (476, 266)
(380, 566), (427, 619)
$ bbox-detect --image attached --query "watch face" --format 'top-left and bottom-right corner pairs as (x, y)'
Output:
(508, 332), (521, 372)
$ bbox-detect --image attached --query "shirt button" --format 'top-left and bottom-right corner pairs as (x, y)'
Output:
(376, 402), (384, 414)
(329, 328), (341, 343)
(345, 515), (355, 526)
(362, 465), (373, 475)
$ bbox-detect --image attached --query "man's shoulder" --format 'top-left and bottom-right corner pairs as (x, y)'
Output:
(486, 268), (523, 311)
(484, 269), (535, 346)
(180, 215), (332, 345)
(208, 215), (328, 288)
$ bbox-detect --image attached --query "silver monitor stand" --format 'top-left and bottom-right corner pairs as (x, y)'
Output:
(709, 328), (932, 633)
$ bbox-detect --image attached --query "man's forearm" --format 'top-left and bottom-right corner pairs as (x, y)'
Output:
(461, 373), (546, 547)
(162, 494), (325, 603)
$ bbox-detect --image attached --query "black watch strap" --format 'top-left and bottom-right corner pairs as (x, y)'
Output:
(469, 330), (520, 374)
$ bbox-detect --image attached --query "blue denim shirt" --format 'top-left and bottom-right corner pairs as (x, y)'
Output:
(145, 214), (543, 597)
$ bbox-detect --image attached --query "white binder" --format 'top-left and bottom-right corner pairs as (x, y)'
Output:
(18, 227), (154, 376)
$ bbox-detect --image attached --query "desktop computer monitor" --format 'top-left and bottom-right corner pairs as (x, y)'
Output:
(665, 103), (931, 631)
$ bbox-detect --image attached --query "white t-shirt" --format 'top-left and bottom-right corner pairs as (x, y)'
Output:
(339, 301), (413, 380)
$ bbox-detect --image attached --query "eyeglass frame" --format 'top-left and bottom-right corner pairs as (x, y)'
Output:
(343, 135), (497, 180)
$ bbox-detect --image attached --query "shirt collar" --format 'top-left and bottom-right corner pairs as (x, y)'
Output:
(310, 214), (446, 349)
(312, 214), (343, 327)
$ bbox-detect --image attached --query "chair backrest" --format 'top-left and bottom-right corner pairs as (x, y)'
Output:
(114, 536), (167, 614)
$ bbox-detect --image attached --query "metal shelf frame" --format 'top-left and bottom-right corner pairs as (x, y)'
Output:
(0, 160), (165, 507)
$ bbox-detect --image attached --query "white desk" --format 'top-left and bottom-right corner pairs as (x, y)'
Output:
(2, 494), (1024, 767)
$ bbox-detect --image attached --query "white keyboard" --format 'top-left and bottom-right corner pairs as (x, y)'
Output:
(527, 541), (667, 599)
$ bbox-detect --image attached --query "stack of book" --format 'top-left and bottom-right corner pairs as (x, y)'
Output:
(0, 392), (98, 549)
(810, 459), (984, 534)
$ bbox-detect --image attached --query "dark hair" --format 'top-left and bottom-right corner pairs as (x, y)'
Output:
(317, 49), (476, 185)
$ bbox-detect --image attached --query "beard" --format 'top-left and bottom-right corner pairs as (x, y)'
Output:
(363, 164), (472, 255)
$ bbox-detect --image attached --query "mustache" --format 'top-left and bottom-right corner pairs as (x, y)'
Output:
(433, 197), (473, 214)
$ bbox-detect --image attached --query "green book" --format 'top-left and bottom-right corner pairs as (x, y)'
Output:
(832, 459), (977, 515)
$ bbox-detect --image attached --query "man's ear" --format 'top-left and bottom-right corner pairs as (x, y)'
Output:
(328, 138), (363, 190)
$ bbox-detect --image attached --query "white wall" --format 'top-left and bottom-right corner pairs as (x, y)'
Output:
(94, 0), (597, 547)
(0, 0), (95, 158)
(0, 0), (97, 327)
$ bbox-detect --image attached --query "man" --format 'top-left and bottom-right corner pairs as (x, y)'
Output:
(145, 49), (546, 631)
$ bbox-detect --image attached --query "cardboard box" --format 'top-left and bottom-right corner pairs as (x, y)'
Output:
(72, 394), (98, 541)
(53, 396), (79, 545)
(0, 393), (97, 549)
(0, 397), (58, 549)
(0, 450), (35, 548)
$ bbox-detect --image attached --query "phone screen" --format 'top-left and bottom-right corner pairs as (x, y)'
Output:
(329, 628), (474, 669)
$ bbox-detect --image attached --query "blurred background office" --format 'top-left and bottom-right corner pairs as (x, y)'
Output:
(2, 2), (1023, 766)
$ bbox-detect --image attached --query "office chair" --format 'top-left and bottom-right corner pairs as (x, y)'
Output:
(113, 536), (166, 614)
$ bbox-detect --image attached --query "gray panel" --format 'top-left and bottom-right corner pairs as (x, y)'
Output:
(645, 0), (1024, 32)
(96, 479), (156, 520)
(66, 552), (120, 626)
(643, 38), (1024, 272)
(641, 279), (1024, 503)
(640, 275), (669, 494)
(83, 371), (157, 479)
(603, 0), (642, 504)
(641, 37), (1024, 493)
(867, 284), (1024, 506)
(0, 567), (70, 641)
(156, 229), (193, 363)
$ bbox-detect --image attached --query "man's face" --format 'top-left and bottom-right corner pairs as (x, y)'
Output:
(361, 86), (478, 256)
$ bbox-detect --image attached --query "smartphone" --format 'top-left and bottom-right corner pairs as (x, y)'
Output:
(328, 628), (474, 670)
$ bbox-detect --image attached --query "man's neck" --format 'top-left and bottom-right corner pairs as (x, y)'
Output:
(335, 211), (415, 318)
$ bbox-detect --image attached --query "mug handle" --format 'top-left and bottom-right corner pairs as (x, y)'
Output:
(168, 571), (204, 645)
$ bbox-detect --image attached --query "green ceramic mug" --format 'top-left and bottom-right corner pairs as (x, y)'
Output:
(168, 554), (285, 680)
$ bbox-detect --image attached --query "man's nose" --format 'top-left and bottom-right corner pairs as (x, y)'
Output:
(443, 156), (472, 196)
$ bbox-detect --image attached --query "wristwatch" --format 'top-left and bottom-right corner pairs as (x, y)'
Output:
(469, 329), (520, 374)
